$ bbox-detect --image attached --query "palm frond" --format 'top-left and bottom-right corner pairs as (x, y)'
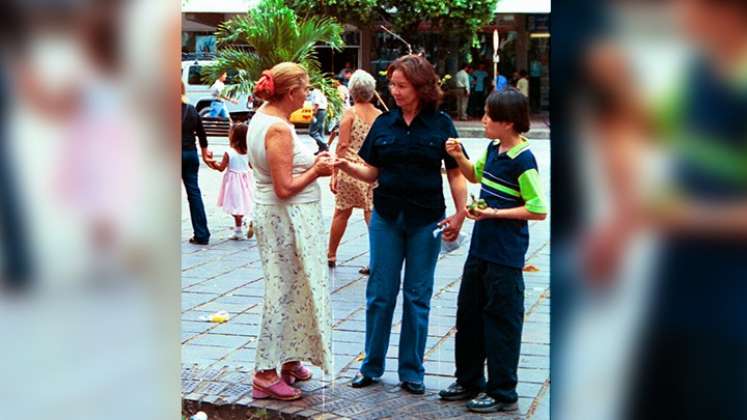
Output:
(205, 0), (346, 117)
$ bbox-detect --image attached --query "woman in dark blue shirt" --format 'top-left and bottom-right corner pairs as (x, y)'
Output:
(335, 54), (468, 394)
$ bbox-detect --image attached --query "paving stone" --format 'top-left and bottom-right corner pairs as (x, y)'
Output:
(349, 408), (396, 420)
(182, 380), (200, 394)
(195, 380), (228, 396)
(183, 345), (231, 361)
(295, 379), (328, 393)
(187, 334), (251, 348)
(517, 368), (549, 384)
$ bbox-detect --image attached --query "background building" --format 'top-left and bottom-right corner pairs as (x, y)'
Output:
(181, 0), (550, 112)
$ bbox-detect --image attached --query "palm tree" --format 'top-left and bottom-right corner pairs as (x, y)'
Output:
(202, 0), (345, 120)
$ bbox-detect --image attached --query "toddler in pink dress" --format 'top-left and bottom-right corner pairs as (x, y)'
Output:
(215, 123), (255, 240)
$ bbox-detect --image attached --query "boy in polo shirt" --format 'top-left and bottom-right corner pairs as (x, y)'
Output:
(439, 89), (548, 413)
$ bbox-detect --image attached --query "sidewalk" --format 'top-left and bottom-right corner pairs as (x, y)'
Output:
(292, 114), (550, 141)
(181, 136), (550, 419)
(453, 115), (550, 139)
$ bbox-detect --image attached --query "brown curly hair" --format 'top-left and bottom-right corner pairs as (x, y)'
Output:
(386, 55), (443, 112)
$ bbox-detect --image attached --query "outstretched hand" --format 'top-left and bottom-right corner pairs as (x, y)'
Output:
(445, 138), (464, 160)
(333, 157), (352, 172)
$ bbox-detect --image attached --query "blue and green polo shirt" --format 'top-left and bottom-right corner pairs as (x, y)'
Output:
(468, 138), (548, 269)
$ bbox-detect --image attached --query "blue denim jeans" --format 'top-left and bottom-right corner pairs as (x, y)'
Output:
(360, 209), (442, 383)
(209, 100), (229, 119)
(309, 109), (328, 153)
(182, 149), (210, 242)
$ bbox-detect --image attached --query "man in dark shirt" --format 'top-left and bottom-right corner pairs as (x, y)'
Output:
(182, 97), (215, 245)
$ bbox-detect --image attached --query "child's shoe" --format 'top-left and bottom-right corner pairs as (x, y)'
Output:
(230, 227), (243, 240)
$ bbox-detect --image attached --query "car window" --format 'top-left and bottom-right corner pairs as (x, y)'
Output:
(188, 65), (202, 85)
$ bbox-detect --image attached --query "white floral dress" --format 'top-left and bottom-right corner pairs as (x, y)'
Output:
(247, 111), (333, 374)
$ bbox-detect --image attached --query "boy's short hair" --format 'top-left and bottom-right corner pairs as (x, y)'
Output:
(485, 88), (530, 133)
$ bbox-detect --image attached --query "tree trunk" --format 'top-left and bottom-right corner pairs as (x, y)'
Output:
(360, 25), (373, 72)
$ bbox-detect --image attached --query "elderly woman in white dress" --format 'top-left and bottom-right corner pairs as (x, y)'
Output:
(246, 62), (334, 401)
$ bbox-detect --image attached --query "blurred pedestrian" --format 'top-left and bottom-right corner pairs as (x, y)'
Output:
(308, 86), (329, 153)
(516, 70), (529, 98)
(338, 61), (354, 82)
(327, 70), (382, 274)
(247, 62), (334, 401)
(529, 57), (543, 111)
(469, 63), (490, 117)
(208, 71), (239, 120)
(495, 72), (509, 93)
(455, 63), (472, 120)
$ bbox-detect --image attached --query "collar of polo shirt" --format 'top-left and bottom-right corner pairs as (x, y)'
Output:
(491, 137), (531, 159)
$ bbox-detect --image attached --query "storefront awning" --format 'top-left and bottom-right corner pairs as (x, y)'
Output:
(181, 0), (259, 13)
(495, 0), (551, 14)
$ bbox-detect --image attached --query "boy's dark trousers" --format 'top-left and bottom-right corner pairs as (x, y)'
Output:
(454, 254), (525, 403)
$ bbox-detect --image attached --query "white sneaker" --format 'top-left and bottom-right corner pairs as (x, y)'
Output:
(230, 228), (243, 240)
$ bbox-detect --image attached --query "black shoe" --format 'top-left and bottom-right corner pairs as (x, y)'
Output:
(439, 382), (479, 401)
(351, 373), (376, 388)
(189, 237), (209, 245)
(358, 266), (370, 275)
(400, 381), (425, 395)
(466, 393), (518, 413)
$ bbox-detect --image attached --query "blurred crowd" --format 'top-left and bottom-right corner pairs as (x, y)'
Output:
(552, 0), (747, 419)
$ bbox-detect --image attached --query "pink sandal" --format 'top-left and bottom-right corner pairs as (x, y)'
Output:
(252, 378), (302, 401)
(281, 362), (313, 385)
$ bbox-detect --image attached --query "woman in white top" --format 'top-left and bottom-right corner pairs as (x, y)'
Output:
(208, 71), (239, 120)
(246, 62), (334, 401)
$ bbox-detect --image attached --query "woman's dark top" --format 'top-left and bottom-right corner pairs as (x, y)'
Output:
(182, 103), (208, 150)
(358, 107), (464, 226)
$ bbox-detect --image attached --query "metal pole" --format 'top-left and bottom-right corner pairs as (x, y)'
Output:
(493, 30), (500, 85)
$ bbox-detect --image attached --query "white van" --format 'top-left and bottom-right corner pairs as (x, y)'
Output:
(181, 60), (254, 121)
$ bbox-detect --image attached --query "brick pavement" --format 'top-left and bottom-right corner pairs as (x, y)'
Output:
(181, 135), (550, 419)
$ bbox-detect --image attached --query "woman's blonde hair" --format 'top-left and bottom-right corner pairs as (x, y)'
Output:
(253, 62), (308, 103)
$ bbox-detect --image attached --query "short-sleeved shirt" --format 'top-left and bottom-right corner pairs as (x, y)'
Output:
(471, 70), (489, 92)
(495, 75), (508, 92)
(358, 107), (465, 226)
(517, 78), (529, 97)
(649, 57), (747, 334)
(469, 138), (547, 268)
(210, 79), (225, 99)
(310, 89), (328, 110)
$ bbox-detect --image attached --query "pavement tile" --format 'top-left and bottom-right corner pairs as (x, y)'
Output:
(188, 334), (252, 348)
